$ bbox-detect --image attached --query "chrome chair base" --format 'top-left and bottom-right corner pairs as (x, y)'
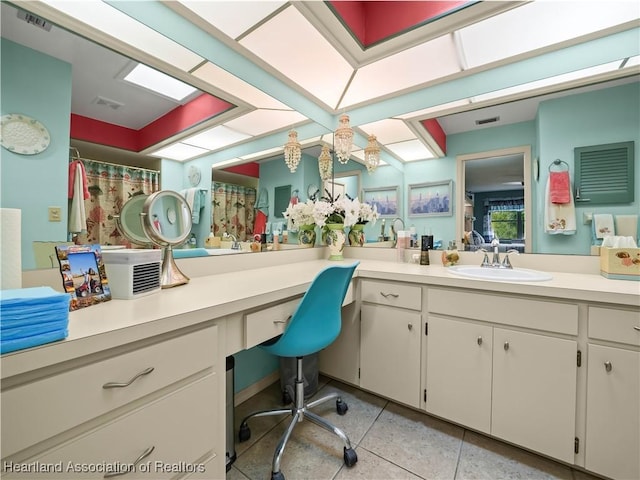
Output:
(238, 357), (358, 480)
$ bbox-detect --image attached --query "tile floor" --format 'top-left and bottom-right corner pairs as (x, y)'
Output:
(228, 376), (604, 480)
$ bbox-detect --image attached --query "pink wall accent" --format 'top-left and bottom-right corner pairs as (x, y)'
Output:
(223, 162), (260, 178)
(421, 118), (447, 153)
(70, 114), (139, 150)
(70, 93), (235, 152)
(330, 1), (469, 47)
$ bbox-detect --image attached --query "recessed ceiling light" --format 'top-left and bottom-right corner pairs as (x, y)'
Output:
(124, 64), (197, 102)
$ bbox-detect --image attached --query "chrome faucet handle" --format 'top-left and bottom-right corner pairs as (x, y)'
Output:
(477, 248), (491, 267)
(501, 249), (520, 269)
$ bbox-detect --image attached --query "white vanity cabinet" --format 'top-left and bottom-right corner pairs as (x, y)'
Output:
(359, 280), (422, 408)
(1, 323), (220, 479)
(426, 288), (579, 464)
(584, 306), (640, 480)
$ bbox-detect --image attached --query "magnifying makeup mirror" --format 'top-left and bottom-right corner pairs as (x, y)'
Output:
(115, 190), (192, 288)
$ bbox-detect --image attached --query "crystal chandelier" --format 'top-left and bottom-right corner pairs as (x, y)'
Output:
(318, 145), (333, 181)
(334, 114), (354, 164)
(283, 129), (301, 173)
(364, 134), (381, 173)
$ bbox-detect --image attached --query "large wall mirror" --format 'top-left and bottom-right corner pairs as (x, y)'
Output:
(3, 1), (638, 270)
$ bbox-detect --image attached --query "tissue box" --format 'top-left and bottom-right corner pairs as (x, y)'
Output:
(600, 247), (640, 280)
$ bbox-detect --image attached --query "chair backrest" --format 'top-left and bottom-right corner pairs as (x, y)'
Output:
(263, 261), (359, 358)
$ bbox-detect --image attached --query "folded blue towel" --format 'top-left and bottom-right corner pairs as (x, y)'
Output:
(173, 248), (209, 259)
(1, 329), (68, 354)
(0, 286), (69, 307)
(1, 309), (69, 329)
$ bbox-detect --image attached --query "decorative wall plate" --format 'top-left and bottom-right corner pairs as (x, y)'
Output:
(1, 113), (51, 155)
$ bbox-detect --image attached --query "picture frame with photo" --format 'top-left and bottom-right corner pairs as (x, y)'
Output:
(55, 244), (111, 311)
(408, 180), (453, 217)
(362, 186), (399, 218)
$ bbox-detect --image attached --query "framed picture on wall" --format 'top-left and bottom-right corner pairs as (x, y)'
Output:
(408, 180), (453, 217)
(362, 186), (399, 218)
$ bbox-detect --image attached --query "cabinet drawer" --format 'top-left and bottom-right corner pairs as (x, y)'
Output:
(361, 280), (422, 311)
(589, 306), (640, 346)
(244, 298), (299, 350)
(427, 288), (577, 335)
(2, 325), (218, 458)
(3, 374), (218, 479)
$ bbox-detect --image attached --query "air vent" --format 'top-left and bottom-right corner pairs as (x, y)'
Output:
(476, 116), (500, 125)
(132, 262), (161, 295)
(93, 96), (124, 110)
(17, 10), (52, 32)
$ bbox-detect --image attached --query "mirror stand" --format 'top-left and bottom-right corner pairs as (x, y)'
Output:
(160, 245), (189, 288)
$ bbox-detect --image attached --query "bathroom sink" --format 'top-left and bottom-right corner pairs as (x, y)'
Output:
(205, 248), (245, 256)
(448, 265), (552, 282)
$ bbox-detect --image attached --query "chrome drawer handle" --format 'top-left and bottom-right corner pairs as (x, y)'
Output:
(103, 367), (155, 389)
(380, 292), (399, 298)
(273, 315), (292, 325)
(504, 341), (510, 351)
(477, 336), (483, 346)
(104, 446), (155, 478)
(634, 326), (640, 332)
(408, 323), (413, 331)
(604, 361), (613, 373)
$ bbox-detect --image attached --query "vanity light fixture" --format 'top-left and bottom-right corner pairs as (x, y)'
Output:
(283, 129), (302, 173)
(334, 113), (354, 164)
(364, 134), (381, 173)
(318, 145), (333, 181)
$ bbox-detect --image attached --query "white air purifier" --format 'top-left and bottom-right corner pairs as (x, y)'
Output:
(102, 249), (162, 299)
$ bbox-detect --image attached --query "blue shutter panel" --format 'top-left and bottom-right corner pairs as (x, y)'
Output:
(574, 141), (634, 204)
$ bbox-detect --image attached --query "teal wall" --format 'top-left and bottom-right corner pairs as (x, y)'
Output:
(1, 40), (72, 270)
(535, 82), (640, 254)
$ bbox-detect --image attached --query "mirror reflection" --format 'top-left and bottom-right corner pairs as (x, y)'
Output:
(2, 2), (638, 270)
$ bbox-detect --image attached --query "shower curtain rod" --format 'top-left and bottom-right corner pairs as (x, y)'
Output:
(69, 148), (160, 175)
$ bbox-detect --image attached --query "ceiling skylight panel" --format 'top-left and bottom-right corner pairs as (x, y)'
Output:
(182, 125), (251, 150)
(386, 139), (435, 162)
(472, 60), (626, 103)
(178, 1), (286, 40)
(341, 35), (460, 109)
(459, 1), (640, 69)
(356, 118), (416, 145)
(42, 1), (203, 71)
(240, 6), (354, 109)
(149, 143), (208, 161)
(224, 110), (308, 136)
(192, 62), (290, 110)
(124, 64), (197, 102)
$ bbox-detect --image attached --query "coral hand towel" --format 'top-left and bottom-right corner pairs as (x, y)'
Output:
(549, 171), (571, 204)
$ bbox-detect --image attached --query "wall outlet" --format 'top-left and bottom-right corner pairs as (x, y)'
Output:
(48, 206), (62, 222)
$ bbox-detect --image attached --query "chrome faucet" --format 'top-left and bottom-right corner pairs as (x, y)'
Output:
(501, 249), (520, 269)
(491, 237), (501, 267)
(378, 219), (386, 242)
(224, 232), (241, 250)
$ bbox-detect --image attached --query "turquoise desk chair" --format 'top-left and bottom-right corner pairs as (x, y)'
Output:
(238, 261), (360, 480)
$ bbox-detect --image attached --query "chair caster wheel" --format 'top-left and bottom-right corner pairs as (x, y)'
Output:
(238, 422), (251, 442)
(271, 471), (285, 480)
(343, 447), (358, 467)
(282, 389), (292, 405)
(336, 398), (348, 415)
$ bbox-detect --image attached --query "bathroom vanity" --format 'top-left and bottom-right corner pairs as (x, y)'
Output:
(3, 249), (638, 479)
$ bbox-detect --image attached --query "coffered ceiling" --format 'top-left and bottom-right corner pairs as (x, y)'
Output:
(2, 1), (639, 169)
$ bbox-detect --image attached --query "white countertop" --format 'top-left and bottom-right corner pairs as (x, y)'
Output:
(5, 253), (639, 378)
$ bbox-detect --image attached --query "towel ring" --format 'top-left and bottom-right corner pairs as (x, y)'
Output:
(548, 159), (569, 172)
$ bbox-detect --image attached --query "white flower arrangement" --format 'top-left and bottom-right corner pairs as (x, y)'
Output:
(311, 195), (378, 229)
(283, 200), (316, 231)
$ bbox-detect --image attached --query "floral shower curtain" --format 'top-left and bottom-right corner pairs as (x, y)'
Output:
(76, 159), (160, 246)
(212, 182), (256, 241)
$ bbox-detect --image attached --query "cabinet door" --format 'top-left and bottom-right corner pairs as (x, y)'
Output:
(492, 328), (577, 463)
(585, 344), (640, 480)
(319, 302), (360, 385)
(360, 304), (421, 407)
(426, 316), (492, 433)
